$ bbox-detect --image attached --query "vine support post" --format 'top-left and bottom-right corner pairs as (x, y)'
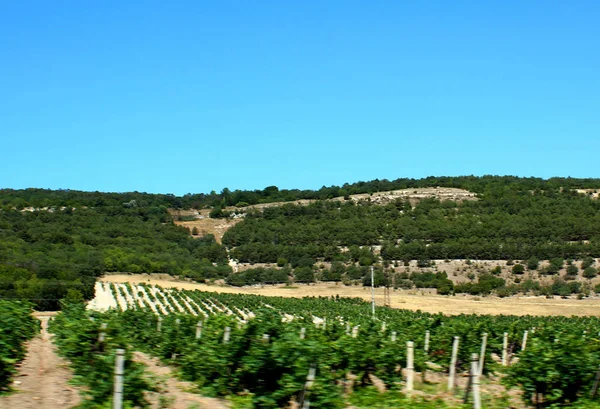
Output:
(464, 353), (481, 409)
(196, 321), (203, 340)
(472, 353), (481, 409)
(300, 364), (316, 409)
(502, 332), (508, 366)
(391, 331), (397, 342)
(448, 336), (459, 391)
(406, 341), (414, 392)
(113, 349), (125, 409)
(371, 266), (375, 317)
(590, 364), (600, 398)
(478, 333), (487, 376)
(223, 326), (231, 343)
(300, 327), (306, 340)
(157, 316), (162, 332)
(522, 330), (528, 351)
(424, 330), (430, 353)
(98, 323), (108, 343)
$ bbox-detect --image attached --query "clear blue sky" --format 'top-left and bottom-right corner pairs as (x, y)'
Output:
(1, 1), (599, 195)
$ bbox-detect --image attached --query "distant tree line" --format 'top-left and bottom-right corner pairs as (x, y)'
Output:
(5, 175), (600, 210)
(0, 205), (229, 309)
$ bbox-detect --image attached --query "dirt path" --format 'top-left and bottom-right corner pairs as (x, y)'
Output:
(134, 351), (230, 409)
(0, 316), (80, 409)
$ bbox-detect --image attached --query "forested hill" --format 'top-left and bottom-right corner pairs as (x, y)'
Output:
(224, 188), (600, 263)
(0, 205), (229, 310)
(3, 175), (600, 310)
(4, 175), (600, 210)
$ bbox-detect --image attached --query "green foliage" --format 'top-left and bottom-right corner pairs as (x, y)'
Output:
(294, 267), (315, 283)
(512, 264), (525, 274)
(505, 329), (598, 407)
(454, 274), (505, 295)
(567, 264), (580, 276)
(0, 302), (39, 391)
(582, 257), (596, 270)
(410, 272), (453, 292)
(94, 286), (600, 408)
(226, 268), (290, 286)
(583, 267), (598, 279)
(527, 256), (539, 270)
(49, 304), (154, 407)
(0, 206), (228, 309)
(224, 183), (600, 266)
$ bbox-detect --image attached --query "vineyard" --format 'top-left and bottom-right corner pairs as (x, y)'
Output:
(0, 301), (39, 391)
(17, 284), (593, 408)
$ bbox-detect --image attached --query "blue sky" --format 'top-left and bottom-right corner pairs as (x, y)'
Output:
(1, 1), (599, 195)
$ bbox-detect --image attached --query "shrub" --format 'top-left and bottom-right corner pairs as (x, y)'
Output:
(581, 256), (595, 270)
(526, 257), (539, 270)
(566, 264), (579, 276)
(512, 264), (525, 274)
(583, 267), (598, 279)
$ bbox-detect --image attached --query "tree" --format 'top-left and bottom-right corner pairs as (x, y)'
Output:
(294, 267), (315, 283)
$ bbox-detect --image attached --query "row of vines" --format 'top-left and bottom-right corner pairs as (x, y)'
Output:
(50, 287), (600, 408)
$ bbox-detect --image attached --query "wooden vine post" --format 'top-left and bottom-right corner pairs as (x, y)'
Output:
(223, 326), (231, 343)
(98, 323), (108, 343)
(502, 332), (508, 366)
(113, 349), (125, 409)
(521, 330), (528, 351)
(406, 341), (414, 392)
(448, 336), (459, 391)
(463, 353), (481, 409)
(478, 332), (487, 376)
(196, 321), (203, 340)
(300, 364), (317, 409)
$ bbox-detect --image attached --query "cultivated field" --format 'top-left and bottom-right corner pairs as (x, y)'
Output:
(100, 274), (600, 317)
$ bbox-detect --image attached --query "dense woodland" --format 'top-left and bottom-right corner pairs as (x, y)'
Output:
(3, 176), (600, 309)
(0, 206), (228, 309)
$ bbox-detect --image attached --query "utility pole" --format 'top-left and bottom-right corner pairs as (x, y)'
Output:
(371, 266), (375, 317)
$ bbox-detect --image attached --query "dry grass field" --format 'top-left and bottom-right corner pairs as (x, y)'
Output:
(101, 274), (600, 317)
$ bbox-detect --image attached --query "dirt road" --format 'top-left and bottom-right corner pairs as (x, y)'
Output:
(0, 316), (80, 409)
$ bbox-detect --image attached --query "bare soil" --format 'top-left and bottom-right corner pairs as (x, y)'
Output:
(134, 351), (230, 409)
(0, 316), (81, 409)
(101, 274), (600, 317)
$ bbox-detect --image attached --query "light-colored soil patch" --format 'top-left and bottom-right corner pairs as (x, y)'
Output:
(100, 274), (600, 317)
(134, 351), (230, 409)
(171, 211), (241, 243)
(0, 316), (81, 409)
